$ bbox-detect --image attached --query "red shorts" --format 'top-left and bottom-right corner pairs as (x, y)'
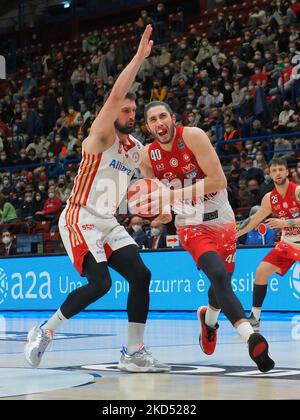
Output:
(263, 240), (300, 276)
(177, 223), (237, 273)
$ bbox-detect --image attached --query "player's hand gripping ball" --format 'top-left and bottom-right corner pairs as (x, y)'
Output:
(127, 178), (160, 218)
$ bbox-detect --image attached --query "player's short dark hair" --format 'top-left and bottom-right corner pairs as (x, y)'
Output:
(269, 157), (288, 168)
(144, 101), (173, 121)
(103, 90), (136, 104)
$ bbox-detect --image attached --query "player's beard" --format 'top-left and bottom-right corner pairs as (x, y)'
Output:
(274, 177), (288, 187)
(115, 119), (134, 134)
(154, 122), (176, 145)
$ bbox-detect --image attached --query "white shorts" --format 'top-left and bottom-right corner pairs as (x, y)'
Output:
(59, 205), (136, 275)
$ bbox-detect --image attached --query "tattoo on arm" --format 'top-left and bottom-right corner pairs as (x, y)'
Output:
(237, 217), (251, 232)
(297, 189), (300, 204)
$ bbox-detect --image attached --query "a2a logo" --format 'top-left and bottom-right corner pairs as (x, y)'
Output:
(0, 268), (8, 304)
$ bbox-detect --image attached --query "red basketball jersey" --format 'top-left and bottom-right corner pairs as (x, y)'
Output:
(270, 181), (300, 245)
(148, 125), (235, 228)
(148, 125), (204, 183)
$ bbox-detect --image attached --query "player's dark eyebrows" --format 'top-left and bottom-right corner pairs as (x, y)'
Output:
(149, 112), (168, 121)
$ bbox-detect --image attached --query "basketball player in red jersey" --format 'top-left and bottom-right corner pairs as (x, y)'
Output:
(24, 26), (169, 373)
(237, 157), (300, 330)
(139, 101), (275, 372)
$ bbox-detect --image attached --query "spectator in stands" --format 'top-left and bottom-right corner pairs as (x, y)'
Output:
(128, 216), (148, 248)
(146, 220), (167, 249)
(0, 194), (18, 224)
(244, 206), (276, 245)
(210, 12), (227, 42)
(19, 190), (36, 220)
(34, 185), (62, 223)
(237, 178), (253, 207)
(231, 81), (245, 110)
(34, 191), (45, 212)
(150, 80), (167, 102)
(221, 123), (242, 156)
(240, 157), (264, 184)
(249, 7), (267, 29)
(0, 230), (17, 256)
(82, 30), (108, 53)
(247, 178), (262, 206)
(253, 150), (268, 171)
(157, 46), (171, 68)
(56, 175), (71, 204)
(273, 137), (294, 160)
(197, 87), (213, 116)
(275, 101), (295, 131)
(27, 148), (41, 165)
(19, 72), (38, 100)
(153, 2), (168, 44)
(229, 158), (244, 185)
(251, 66), (268, 88)
(1, 177), (15, 196)
(259, 167), (275, 199)
(0, 151), (13, 169)
(48, 133), (64, 157)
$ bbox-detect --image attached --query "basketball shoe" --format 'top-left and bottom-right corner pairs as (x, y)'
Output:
(118, 345), (170, 373)
(24, 323), (54, 368)
(197, 306), (219, 355)
(248, 333), (275, 373)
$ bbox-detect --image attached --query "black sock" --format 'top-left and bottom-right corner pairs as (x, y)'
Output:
(253, 284), (268, 308)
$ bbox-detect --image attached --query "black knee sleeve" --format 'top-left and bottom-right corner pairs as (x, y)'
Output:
(208, 286), (220, 310)
(198, 252), (246, 325)
(109, 245), (151, 324)
(61, 252), (112, 319)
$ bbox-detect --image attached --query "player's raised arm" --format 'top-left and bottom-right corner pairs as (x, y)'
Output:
(236, 193), (272, 238)
(85, 25), (154, 152)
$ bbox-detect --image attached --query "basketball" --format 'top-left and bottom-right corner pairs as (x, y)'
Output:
(127, 178), (160, 218)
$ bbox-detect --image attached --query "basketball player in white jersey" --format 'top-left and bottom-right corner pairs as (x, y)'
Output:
(24, 25), (169, 373)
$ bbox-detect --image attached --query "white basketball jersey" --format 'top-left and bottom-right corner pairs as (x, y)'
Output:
(67, 134), (142, 218)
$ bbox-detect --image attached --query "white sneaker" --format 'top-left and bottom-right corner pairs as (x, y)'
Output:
(24, 323), (53, 368)
(118, 346), (170, 373)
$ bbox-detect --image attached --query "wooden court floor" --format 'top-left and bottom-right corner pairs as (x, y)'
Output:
(0, 312), (299, 400)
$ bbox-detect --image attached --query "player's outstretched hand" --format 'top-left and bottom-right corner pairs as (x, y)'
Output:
(136, 24), (154, 60)
(265, 218), (287, 229)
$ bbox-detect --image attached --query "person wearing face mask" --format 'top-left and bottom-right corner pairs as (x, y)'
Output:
(278, 102), (295, 129)
(57, 176), (71, 204)
(146, 220), (166, 249)
(34, 192), (44, 212)
(251, 66), (268, 88)
(0, 231), (17, 256)
(277, 60), (294, 94)
(253, 151), (267, 171)
(259, 167), (275, 199)
(222, 123), (242, 156)
(209, 12), (227, 42)
(150, 79), (167, 102)
(1, 177), (14, 196)
(157, 47), (171, 68)
(49, 134), (64, 157)
(0, 152), (12, 169)
(240, 157), (264, 184)
(197, 88), (213, 115)
(18, 148), (31, 165)
(34, 186), (62, 222)
(0, 194), (17, 224)
(20, 191), (36, 220)
(128, 216), (148, 248)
